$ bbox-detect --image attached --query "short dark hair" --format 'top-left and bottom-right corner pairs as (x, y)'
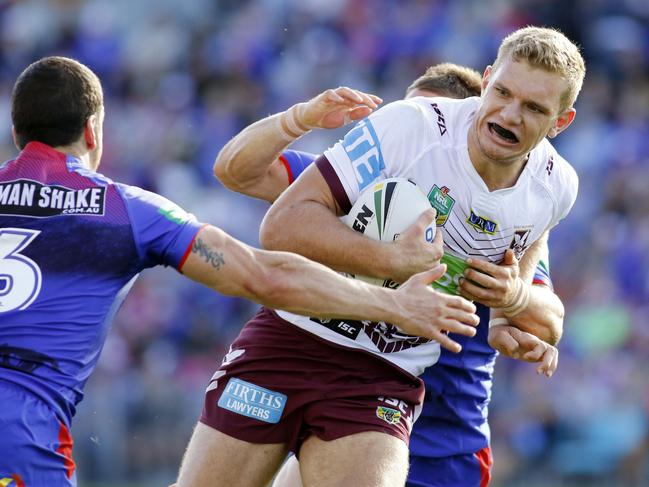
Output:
(406, 63), (482, 99)
(11, 56), (103, 149)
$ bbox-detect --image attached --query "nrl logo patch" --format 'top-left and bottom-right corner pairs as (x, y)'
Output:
(427, 185), (455, 225)
(466, 209), (498, 235)
(376, 406), (401, 425)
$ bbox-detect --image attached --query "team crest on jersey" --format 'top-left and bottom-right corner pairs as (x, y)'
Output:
(376, 406), (401, 425)
(509, 228), (532, 259)
(466, 209), (498, 234)
(427, 185), (455, 225)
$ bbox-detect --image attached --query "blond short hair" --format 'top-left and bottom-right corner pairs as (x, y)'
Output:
(493, 26), (586, 111)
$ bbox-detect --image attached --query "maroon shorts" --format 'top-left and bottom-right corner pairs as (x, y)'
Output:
(200, 307), (424, 454)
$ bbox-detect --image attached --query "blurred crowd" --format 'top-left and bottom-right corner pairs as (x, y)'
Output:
(1, 0), (648, 485)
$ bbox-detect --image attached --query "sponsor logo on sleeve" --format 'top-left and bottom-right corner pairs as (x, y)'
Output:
(0, 179), (105, 217)
(157, 205), (188, 225)
(341, 119), (385, 191)
(427, 185), (455, 225)
(218, 378), (287, 424)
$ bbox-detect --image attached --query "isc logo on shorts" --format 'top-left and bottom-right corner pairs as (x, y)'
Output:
(218, 378), (287, 424)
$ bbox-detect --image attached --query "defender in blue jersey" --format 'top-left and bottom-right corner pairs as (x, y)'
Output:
(0, 57), (472, 487)
(212, 66), (563, 487)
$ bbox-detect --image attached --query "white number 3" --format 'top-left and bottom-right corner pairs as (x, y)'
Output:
(0, 228), (42, 313)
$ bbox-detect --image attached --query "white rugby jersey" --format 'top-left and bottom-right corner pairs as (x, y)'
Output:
(277, 96), (578, 376)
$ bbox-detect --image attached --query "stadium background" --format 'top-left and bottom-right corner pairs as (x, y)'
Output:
(0, 0), (647, 485)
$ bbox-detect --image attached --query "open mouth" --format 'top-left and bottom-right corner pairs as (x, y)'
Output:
(488, 123), (519, 144)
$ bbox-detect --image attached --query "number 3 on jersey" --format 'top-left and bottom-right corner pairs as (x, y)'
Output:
(0, 228), (42, 313)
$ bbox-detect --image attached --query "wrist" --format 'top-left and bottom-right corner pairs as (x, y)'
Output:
(503, 278), (531, 318)
(489, 317), (510, 328)
(380, 287), (403, 324)
(275, 103), (311, 142)
(373, 241), (403, 280)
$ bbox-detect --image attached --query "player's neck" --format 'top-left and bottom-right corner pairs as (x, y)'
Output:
(471, 156), (528, 191)
(53, 142), (94, 170)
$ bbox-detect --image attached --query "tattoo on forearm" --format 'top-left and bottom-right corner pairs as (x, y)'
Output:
(192, 238), (225, 270)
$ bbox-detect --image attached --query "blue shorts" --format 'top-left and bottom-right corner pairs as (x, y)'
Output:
(0, 380), (76, 486)
(407, 447), (492, 487)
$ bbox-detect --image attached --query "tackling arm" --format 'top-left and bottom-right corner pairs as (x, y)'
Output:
(213, 115), (294, 202)
(460, 231), (564, 345)
(501, 232), (564, 345)
(213, 87), (381, 203)
(459, 232), (563, 376)
(180, 225), (479, 352)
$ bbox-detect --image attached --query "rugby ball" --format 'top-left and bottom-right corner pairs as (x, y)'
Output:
(342, 178), (435, 287)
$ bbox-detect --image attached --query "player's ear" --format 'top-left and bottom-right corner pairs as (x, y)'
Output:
(481, 66), (492, 94)
(548, 107), (576, 138)
(84, 114), (98, 150)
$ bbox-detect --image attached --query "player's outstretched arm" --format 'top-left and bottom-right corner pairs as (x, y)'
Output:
(213, 87), (381, 202)
(459, 234), (564, 345)
(180, 225), (479, 352)
(260, 165), (443, 282)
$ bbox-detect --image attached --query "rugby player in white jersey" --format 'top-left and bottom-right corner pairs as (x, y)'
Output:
(206, 63), (563, 487)
(176, 27), (584, 487)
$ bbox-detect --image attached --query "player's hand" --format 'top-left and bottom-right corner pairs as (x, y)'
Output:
(389, 208), (443, 283)
(488, 324), (558, 377)
(459, 249), (521, 308)
(396, 265), (480, 353)
(297, 87), (382, 130)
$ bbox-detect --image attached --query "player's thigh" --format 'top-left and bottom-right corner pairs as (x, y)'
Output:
(176, 422), (288, 487)
(0, 382), (76, 486)
(272, 455), (303, 487)
(299, 431), (409, 487)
